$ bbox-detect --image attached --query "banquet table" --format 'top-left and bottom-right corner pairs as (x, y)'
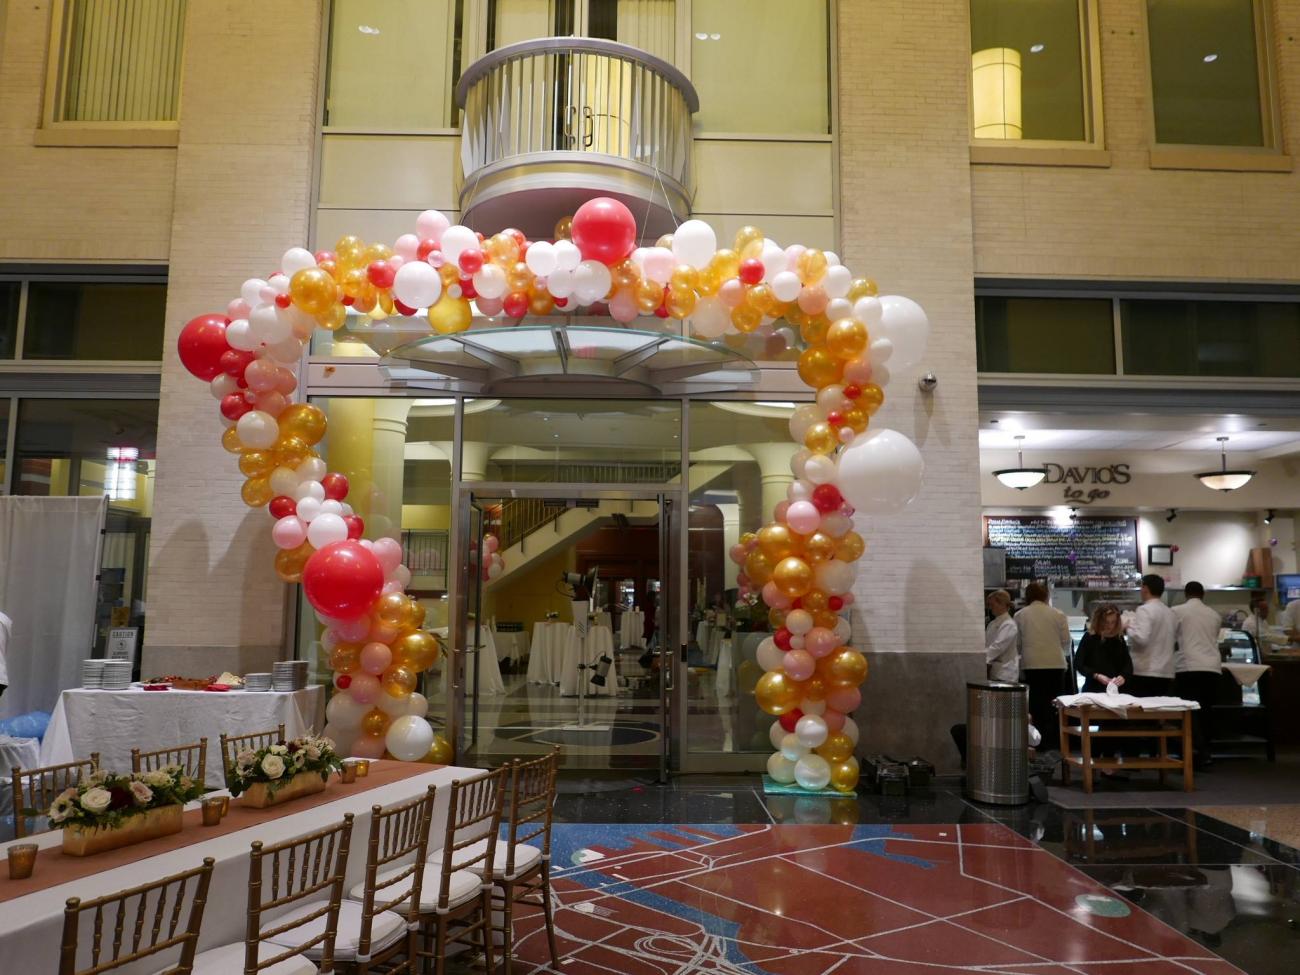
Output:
(39, 686), (325, 790)
(618, 610), (646, 649)
(558, 624), (618, 697)
(0, 761), (473, 975)
(492, 629), (529, 665)
(527, 621), (572, 685)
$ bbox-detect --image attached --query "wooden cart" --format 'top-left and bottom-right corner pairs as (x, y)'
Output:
(1058, 703), (1194, 794)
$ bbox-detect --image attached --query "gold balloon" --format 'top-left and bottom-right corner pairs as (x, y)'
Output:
(731, 304), (762, 333)
(424, 733), (454, 764)
(739, 531), (758, 546)
(487, 233), (521, 265)
(796, 248), (828, 285)
(802, 531), (837, 565)
(438, 263), (461, 288)
(802, 590), (829, 613)
(278, 404), (327, 445)
(363, 243), (393, 263)
(381, 665), (416, 699)
(744, 549), (774, 586)
(814, 609), (840, 629)
(669, 264), (699, 294)
(274, 542), (314, 583)
(221, 426), (243, 453)
(273, 436), (310, 469)
(554, 215), (573, 240)
(737, 659), (762, 695)
(666, 289), (696, 320)
(241, 476), (273, 508)
(733, 225), (763, 254)
(289, 267), (338, 316)
(857, 384), (885, 414)
(697, 265), (723, 297)
(361, 709), (390, 737)
(800, 316), (830, 347)
(797, 346), (842, 389)
(238, 449), (275, 478)
(835, 531), (866, 563)
(829, 757), (860, 794)
(377, 290), (395, 316)
(829, 796), (860, 823)
(317, 303), (347, 331)
(340, 266), (368, 299)
(635, 277), (664, 313)
(709, 248), (741, 279)
(611, 259), (637, 288)
(392, 630), (440, 672)
(842, 406), (870, 433)
(375, 592), (413, 628)
(826, 318), (868, 359)
(529, 290), (556, 316)
(758, 523), (797, 563)
(408, 601), (427, 628)
(772, 557), (814, 599)
(428, 295), (472, 334)
(847, 277), (879, 301)
(740, 236), (764, 260)
(755, 670), (802, 715)
(827, 648), (868, 686)
(768, 607), (788, 629)
(335, 235), (365, 268)
(655, 233), (674, 250)
(804, 422), (839, 456)
(329, 643), (361, 672)
(801, 675), (828, 702)
(816, 732), (855, 763)
(507, 260), (532, 292)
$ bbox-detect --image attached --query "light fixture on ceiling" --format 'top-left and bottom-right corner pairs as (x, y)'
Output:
(357, 25), (381, 35)
(1030, 43), (1045, 53)
(993, 435), (1048, 490)
(1203, 52), (1218, 63)
(1196, 436), (1255, 492)
(1166, 508), (1178, 523)
(1265, 509), (1276, 524)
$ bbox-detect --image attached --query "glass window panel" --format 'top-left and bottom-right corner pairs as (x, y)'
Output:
(588, 0), (676, 62)
(1147, 0), (1264, 146)
(0, 282), (18, 359)
(970, 0), (1088, 141)
(976, 296), (1115, 373)
(59, 0), (186, 122)
(692, 0), (829, 134)
(1121, 299), (1300, 377)
(0, 398), (8, 490)
(488, 0), (563, 50)
(23, 282), (165, 361)
(327, 0), (458, 127)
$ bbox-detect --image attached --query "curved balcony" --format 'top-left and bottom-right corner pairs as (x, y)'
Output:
(455, 37), (697, 238)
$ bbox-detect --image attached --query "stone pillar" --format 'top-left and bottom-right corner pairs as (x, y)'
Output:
(368, 400), (413, 540)
(459, 441), (492, 483)
(742, 442), (796, 527)
(718, 503), (741, 590)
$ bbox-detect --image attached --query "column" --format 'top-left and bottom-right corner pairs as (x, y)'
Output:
(717, 503), (741, 590)
(742, 442), (797, 526)
(368, 399), (413, 540)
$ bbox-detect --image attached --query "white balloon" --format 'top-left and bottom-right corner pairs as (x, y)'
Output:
(780, 733), (808, 762)
(225, 319), (257, 352)
(298, 456), (327, 482)
(376, 691), (411, 717)
(210, 373), (239, 400)
(815, 559), (856, 596)
(823, 265), (852, 299)
(268, 273), (290, 296)
(834, 617), (853, 644)
(787, 479), (814, 503)
(296, 498), (322, 523)
(416, 209), (450, 242)
(393, 261), (442, 308)
(326, 692), (368, 730)
(825, 251), (841, 266)
(767, 752), (797, 784)
(817, 384), (850, 415)
(250, 305), (291, 345)
(642, 247), (675, 284)
(293, 479), (325, 503)
(439, 225), (477, 263)
(241, 278), (268, 308)
(385, 715), (434, 762)
(545, 267), (575, 299)
(269, 466), (300, 496)
(687, 297), (728, 339)
(874, 364), (892, 387)
(820, 512), (852, 538)
(573, 260), (612, 304)
(320, 499), (343, 516)
(837, 428), (924, 514)
(405, 692), (429, 718)
(236, 410), (278, 449)
(876, 295), (929, 372)
(854, 296), (884, 328)
(841, 716), (860, 746)
(525, 240), (557, 277)
(281, 247), (316, 276)
(790, 447), (812, 479)
(794, 753), (832, 791)
(800, 697), (828, 716)
(307, 512), (348, 548)
(770, 270), (802, 303)
(486, 561), (503, 580)
(552, 239), (582, 271)
(389, 564), (412, 587)
(788, 403), (823, 443)
(671, 219), (717, 269)
(756, 637), (784, 673)
(795, 714), (829, 749)
(804, 453), (837, 485)
(825, 298), (853, 322)
(759, 239), (786, 281)
(769, 720), (788, 750)
(868, 337), (894, 365)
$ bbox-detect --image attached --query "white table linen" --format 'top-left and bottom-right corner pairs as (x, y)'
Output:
(695, 620), (723, 667)
(715, 637), (734, 698)
(470, 628), (506, 697)
(39, 687), (325, 790)
(0, 765), (472, 975)
(558, 625), (618, 697)
(492, 630), (528, 664)
(526, 622), (571, 685)
(618, 610), (645, 649)
(0, 734), (40, 820)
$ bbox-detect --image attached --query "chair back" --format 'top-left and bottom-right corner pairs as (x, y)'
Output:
(12, 754), (100, 839)
(504, 748), (559, 877)
(432, 769), (506, 910)
(355, 786), (437, 955)
(247, 813), (354, 974)
(58, 857), (214, 975)
(219, 725), (286, 789)
(131, 740), (208, 786)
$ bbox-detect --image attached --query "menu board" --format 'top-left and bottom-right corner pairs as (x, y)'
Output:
(983, 515), (1139, 585)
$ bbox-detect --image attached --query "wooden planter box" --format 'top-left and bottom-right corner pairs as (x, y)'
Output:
(239, 770), (328, 809)
(63, 803), (183, 857)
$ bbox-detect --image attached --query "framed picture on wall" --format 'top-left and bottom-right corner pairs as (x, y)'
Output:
(1147, 544), (1174, 567)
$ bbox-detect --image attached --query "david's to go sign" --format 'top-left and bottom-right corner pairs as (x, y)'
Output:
(1043, 462), (1132, 504)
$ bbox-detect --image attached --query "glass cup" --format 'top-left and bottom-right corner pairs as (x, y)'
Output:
(200, 798), (224, 826)
(7, 844), (38, 880)
(355, 759), (371, 778)
(340, 761), (358, 784)
(217, 795), (230, 817)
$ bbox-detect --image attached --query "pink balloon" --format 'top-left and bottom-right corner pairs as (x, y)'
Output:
(784, 244), (806, 270)
(729, 543), (747, 565)
(274, 366), (299, 395)
(271, 516), (307, 550)
(349, 734), (387, 759)
(255, 390), (288, 416)
(321, 628), (342, 653)
(826, 686), (861, 714)
(244, 357), (279, 392)
(805, 627), (840, 658)
(381, 580), (404, 595)
(334, 616), (371, 643)
(797, 285), (829, 315)
(786, 500), (821, 535)
(609, 289), (638, 323)
(348, 672), (381, 705)
(773, 500), (790, 523)
(371, 536), (403, 574)
(783, 649), (816, 682)
(359, 642), (393, 676)
(718, 279), (744, 309)
(476, 296), (503, 317)
(736, 572), (751, 588)
(839, 592), (855, 606)
(762, 581), (793, 610)
(842, 356), (873, 386)
(483, 534), (499, 553)
(822, 709), (847, 734)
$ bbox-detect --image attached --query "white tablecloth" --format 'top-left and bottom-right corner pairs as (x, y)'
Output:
(618, 610), (646, 649)
(715, 637), (734, 698)
(526, 622), (572, 685)
(38, 687), (325, 790)
(559, 624), (618, 697)
(492, 630), (528, 664)
(1, 735), (41, 821)
(0, 764), (472, 975)
(470, 628), (506, 697)
(695, 620), (723, 666)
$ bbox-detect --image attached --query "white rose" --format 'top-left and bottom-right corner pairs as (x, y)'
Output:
(270, 744), (288, 755)
(304, 745), (321, 761)
(260, 754), (286, 779)
(144, 770), (171, 788)
(80, 787), (112, 814)
(129, 781), (154, 806)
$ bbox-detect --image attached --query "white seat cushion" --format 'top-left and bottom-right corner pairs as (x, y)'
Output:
(263, 899), (406, 961)
(349, 862), (482, 914)
(429, 838), (543, 881)
(186, 940), (317, 975)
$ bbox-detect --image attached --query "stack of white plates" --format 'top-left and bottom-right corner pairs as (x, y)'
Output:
(82, 659), (106, 688)
(273, 661), (308, 691)
(100, 660), (132, 690)
(244, 672), (272, 693)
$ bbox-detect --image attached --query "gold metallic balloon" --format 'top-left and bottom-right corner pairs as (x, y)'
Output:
(289, 268), (338, 316)
(826, 318), (868, 359)
(731, 304), (762, 333)
(826, 648), (868, 686)
(733, 225), (763, 255)
(635, 277), (664, 313)
(238, 449), (275, 478)
(273, 435), (310, 469)
(739, 531), (758, 546)
(842, 406), (870, 433)
(857, 384), (885, 414)
(773, 557), (814, 598)
(847, 277), (879, 301)
(799, 316), (829, 346)
(802, 590), (829, 613)
(241, 476), (274, 508)
(669, 264), (699, 294)
(797, 346), (842, 389)
(804, 422), (839, 456)
(487, 233), (520, 265)
(611, 259), (638, 288)
(802, 531), (837, 565)
(801, 675), (828, 702)
(424, 733), (454, 764)
(758, 523), (798, 563)
(529, 290), (556, 316)
(274, 541), (314, 583)
(392, 630), (440, 672)
(655, 233), (674, 250)
(709, 248), (741, 280)
(554, 215), (573, 240)
(381, 664), (416, 699)
(375, 592), (413, 628)
(813, 610), (840, 629)
(340, 266), (368, 299)
(221, 426), (244, 453)
(835, 531), (866, 563)
(507, 260), (532, 292)
(830, 757), (860, 794)
(737, 659), (762, 695)
(768, 606), (788, 629)
(816, 732), (855, 763)
(666, 290), (696, 320)
(428, 295), (472, 334)
(755, 670), (802, 715)
(796, 248), (828, 285)
(279, 404), (327, 446)
(317, 303), (347, 331)
(361, 708), (390, 737)
(740, 236), (764, 260)
(696, 265), (722, 297)
(746, 283), (778, 315)
(363, 242), (393, 263)
(437, 263), (461, 288)
(335, 235), (365, 268)
(329, 643), (361, 673)
(408, 601), (427, 629)
(744, 549), (774, 586)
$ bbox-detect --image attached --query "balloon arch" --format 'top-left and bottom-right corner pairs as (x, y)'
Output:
(177, 198), (928, 792)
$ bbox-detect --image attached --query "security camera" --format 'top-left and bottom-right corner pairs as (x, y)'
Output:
(917, 372), (938, 393)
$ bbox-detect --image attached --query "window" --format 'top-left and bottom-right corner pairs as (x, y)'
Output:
(14, 398), (158, 500)
(970, 0), (1095, 143)
(1146, 0), (1272, 147)
(0, 283), (18, 359)
(22, 281), (166, 361)
(691, 0), (829, 134)
(1121, 299), (1300, 377)
(0, 399), (8, 492)
(976, 296), (1115, 373)
(49, 0), (186, 123)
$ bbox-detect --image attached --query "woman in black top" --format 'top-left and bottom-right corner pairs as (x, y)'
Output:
(1075, 602), (1134, 693)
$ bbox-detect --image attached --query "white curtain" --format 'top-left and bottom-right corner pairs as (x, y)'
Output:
(0, 497), (106, 719)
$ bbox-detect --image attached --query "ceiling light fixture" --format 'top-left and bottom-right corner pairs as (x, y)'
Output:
(993, 435), (1048, 490)
(1203, 53), (1218, 62)
(1030, 43), (1045, 53)
(357, 25), (381, 35)
(1264, 509), (1276, 524)
(1196, 436), (1255, 492)
(1166, 508), (1178, 523)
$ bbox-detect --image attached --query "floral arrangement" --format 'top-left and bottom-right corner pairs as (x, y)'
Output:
(47, 766), (204, 829)
(226, 735), (342, 798)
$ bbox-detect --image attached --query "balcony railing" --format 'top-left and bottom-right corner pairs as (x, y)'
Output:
(455, 37), (698, 237)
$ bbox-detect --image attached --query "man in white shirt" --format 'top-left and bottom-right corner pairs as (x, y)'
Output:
(1242, 598), (1287, 651)
(985, 590), (1019, 683)
(1279, 598), (1300, 644)
(1172, 581), (1224, 767)
(1125, 574), (1177, 698)
(0, 608), (10, 701)
(1014, 581), (1070, 750)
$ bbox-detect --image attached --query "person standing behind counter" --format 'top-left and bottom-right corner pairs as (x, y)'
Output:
(985, 590), (1019, 683)
(1075, 603), (1133, 693)
(1125, 574), (1177, 697)
(1172, 581), (1224, 769)
(1015, 582), (1070, 750)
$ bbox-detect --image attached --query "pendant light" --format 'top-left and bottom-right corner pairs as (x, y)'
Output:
(994, 435), (1047, 490)
(1195, 436), (1255, 492)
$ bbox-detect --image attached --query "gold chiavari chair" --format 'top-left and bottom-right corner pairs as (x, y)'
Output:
(12, 753), (100, 839)
(190, 813), (355, 974)
(219, 725), (285, 790)
(418, 769), (507, 975)
(58, 857), (214, 975)
(131, 740), (208, 787)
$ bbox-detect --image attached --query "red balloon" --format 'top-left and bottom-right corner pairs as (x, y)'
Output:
(417, 238), (439, 260)
(303, 541), (384, 620)
(812, 483), (843, 513)
(739, 259), (764, 285)
(826, 411), (844, 428)
(367, 260), (396, 288)
(321, 472), (349, 501)
(220, 349), (256, 378)
(313, 250), (336, 265)
(828, 595), (844, 612)
(393, 298), (417, 317)
(458, 277), (478, 300)
(334, 673), (352, 690)
(458, 248), (484, 275)
(774, 628), (793, 651)
(268, 496), (297, 519)
(220, 393), (252, 421)
(344, 515), (365, 540)
(503, 291), (528, 318)
(843, 384), (862, 400)
(570, 197), (637, 266)
(778, 708), (804, 733)
(177, 313), (230, 381)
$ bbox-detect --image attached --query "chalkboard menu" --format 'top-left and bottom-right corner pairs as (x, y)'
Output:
(983, 515), (1140, 585)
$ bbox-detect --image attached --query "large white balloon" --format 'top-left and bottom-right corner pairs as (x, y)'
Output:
(405, 691), (429, 718)
(671, 219), (718, 269)
(385, 715), (435, 762)
(770, 271), (802, 303)
(326, 691), (368, 730)
(836, 428), (924, 514)
(225, 319), (257, 351)
(780, 733), (808, 762)
(236, 410), (279, 449)
(439, 225), (478, 263)
(474, 263), (508, 299)
(767, 752), (797, 784)
(281, 247), (317, 276)
(876, 295), (929, 373)
(794, 753), (832, 790)
(307, 512), (349, 549)
(573, 260), (612, 304)
(393, 261), (442, 308)
(525, 240), (558, 277)
(553, 239), (582, 271)
(755, 637), (784, 673)
(641, 247), (675, 284)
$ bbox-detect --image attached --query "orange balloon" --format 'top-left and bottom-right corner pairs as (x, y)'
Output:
(274, 542), (314, 583)
(758, 524), (798, 563)
(744, 549), (774, 586)
(797, 347), (842, 389)
(278, 404), (327, 445)
(773, 557), (814, 598)
(826, 648), (868, 686)
(755, 671), (802, 715)
(361, 709), (390, 737)
(529, 290), (556, 316)
(826, 318), (868, 359)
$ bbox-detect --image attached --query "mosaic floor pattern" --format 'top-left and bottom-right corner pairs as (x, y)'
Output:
(509, 822), (1243, 974)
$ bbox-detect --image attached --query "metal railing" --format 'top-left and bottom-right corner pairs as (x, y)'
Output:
(401, 530), (449, 574)
(455, 36), (698, 205)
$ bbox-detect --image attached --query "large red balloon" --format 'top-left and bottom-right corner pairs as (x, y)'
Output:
(302, 541), (384, 620)
(177, 313), (231, 381)
(321, 472), (350, 501)
(570, 197), (637, 266)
